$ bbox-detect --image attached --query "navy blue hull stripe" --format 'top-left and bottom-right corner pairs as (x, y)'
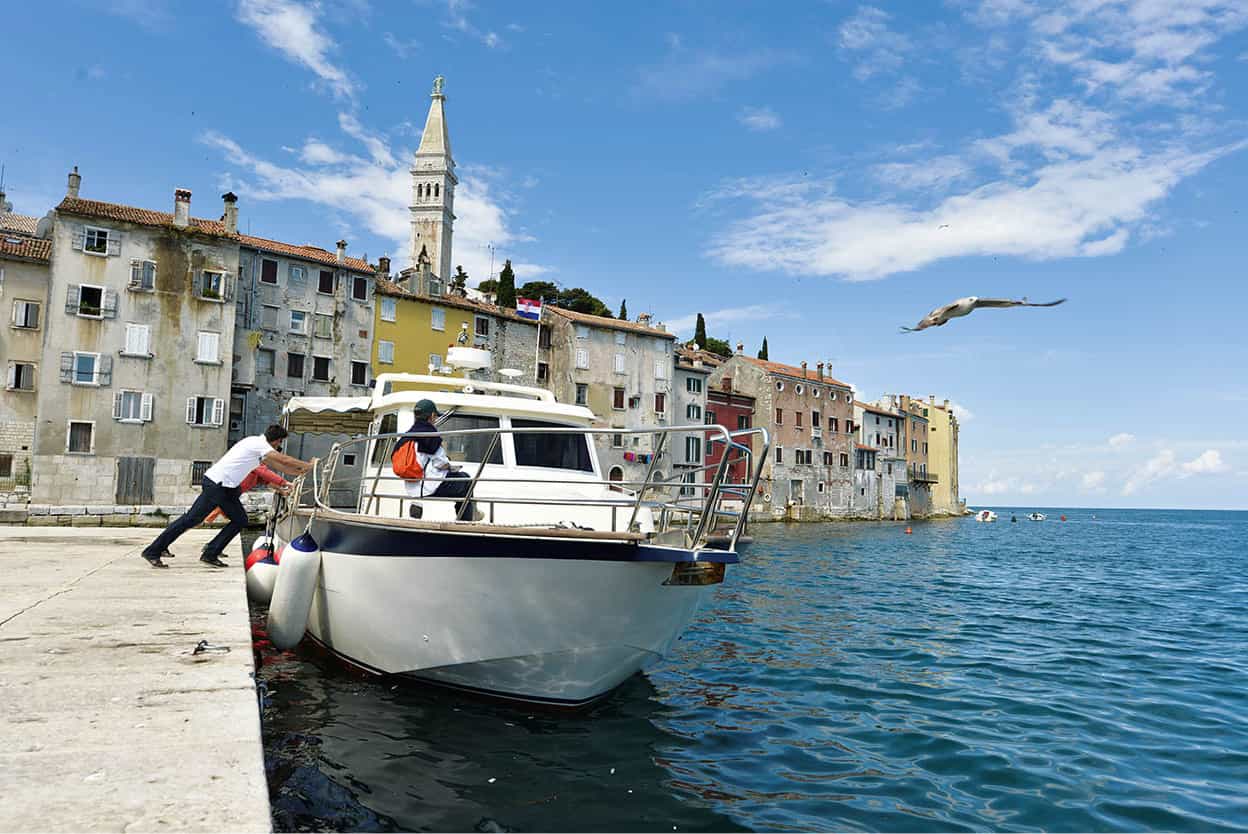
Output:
(301, 518), (739, 564)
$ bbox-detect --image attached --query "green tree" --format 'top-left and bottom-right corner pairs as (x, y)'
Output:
(704, 336), (733, 358)
(495, 260), (517, 308)
(618, 298), (628, 320)
(518, 281), (560, 303)
(450, 265), (469, 297)
(557, 287), (613, 317)
(477, 278), (499, 295)
(694, 313), (708, 348)
(758, 337), (769, 360)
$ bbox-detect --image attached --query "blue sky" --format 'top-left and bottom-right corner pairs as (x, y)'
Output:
(4, 0), (1247, 509)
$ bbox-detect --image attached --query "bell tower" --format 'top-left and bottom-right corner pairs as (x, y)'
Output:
(409, 75), (457, 278)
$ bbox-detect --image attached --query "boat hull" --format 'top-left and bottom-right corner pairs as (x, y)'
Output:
(275, 516), (725, 705)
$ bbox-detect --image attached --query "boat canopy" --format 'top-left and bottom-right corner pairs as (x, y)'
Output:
(282, 396), (375, 435)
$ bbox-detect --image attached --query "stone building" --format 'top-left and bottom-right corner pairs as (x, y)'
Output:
(709, 354), (854, 519)
(409, 77), (456, 278)
(539, 308), (675, 489)
(852, 400), (905, 519)
(672, 346), (712, 498)
(0, 204), (51, 491)
(704, 360), (757, 486)
(925, 397), (961, 515)
(31, 174), (240, 506)
(877, 393), (935, 517)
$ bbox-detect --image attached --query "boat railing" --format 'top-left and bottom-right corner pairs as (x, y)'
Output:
(288, 423), (769, 552)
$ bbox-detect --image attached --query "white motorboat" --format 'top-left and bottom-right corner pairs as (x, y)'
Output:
(975, 509), (998, 522)
(1028, 512), (1046, 521)
(265, 371), (768, 707)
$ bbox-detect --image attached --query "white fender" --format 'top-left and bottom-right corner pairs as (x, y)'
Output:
(266, 532), (321, 650)
(244, 536), (280, 605)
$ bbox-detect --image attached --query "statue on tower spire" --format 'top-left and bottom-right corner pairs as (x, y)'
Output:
(432, 75), (445, 97)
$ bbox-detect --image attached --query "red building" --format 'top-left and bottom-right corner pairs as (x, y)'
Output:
(705, 377), (757, 484)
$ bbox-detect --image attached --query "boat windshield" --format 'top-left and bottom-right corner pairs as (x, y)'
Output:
(441, 414), (504, 464)
(511, 418), (594, 472)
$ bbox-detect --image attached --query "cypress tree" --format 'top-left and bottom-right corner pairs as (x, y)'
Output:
(496, 259), (517, 308)
(758, 337), (769, 360)
(694, 313), (708, 347)
(618, 299), (628, 320)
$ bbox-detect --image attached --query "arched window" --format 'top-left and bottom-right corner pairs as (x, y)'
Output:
(434, 183), (440, 198)
(608, 466), (624, 492)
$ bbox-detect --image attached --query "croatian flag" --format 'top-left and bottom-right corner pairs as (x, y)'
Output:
(516, 297), (542, 321)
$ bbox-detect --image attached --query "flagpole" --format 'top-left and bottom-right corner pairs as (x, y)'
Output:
(533, 302), (542, 385)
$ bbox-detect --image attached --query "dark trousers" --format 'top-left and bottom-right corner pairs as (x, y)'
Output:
(143, 477), (250, 559)
(432, 471), (475, 519)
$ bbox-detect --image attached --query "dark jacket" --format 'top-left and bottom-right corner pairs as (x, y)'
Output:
(396, 418), (442, 456)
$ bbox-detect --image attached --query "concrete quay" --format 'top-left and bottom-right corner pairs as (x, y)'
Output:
(0, 527), (270, 832)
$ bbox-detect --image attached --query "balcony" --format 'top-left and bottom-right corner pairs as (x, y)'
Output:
(909, 465), (938, 484)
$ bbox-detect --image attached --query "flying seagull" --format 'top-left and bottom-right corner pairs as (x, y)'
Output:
(900, 296), (1066, 332)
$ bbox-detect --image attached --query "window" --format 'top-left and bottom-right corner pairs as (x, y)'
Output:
(706, 409), (715, 425)
(6, 362), (35, 391)
(814, 388), (821, 398)
(512, 419), (594, 472)
(575, 348), (589, 369)
(190, 460), (211, 485)
(318, 269), (335, 294)
(352, 276), (368, 301)
(887, 463), (893, 476)
(813, 411), (820, 427)
(608, 465), (625, 490)
(737, 415), (750, 430)
(685, 436), (702, 463)
(796, 411), (803, 428)
(613, 387), (626, 410)
(287, 352), (305, 379)
(261, 305), (279, 330)
(67, 421), (94, 453)
(686, 404), (702, 421)
(351, 361), (368, 386)
(818, 482), (825, 493)
(428, 277), (443, 297)
(613, 353), (625, 374)
(314, 313), (334, 339)
(654, 392), (666, 414)
(381, 297), (397, 322)
(612, 331), (626, 346)
(775, 446), (783, 464)
(611, 431), (624, 448)
(230, 394), (244, 422)
(76, 284), (104, 317)
(576, 325), (590, 340)
(260, 259), (278, 284)
(847, 421), (855, 434)
(289, 310), (308, 334)
(342, 453), (357, 467)
(84, 227), (109, 255)
(289, 265), (306, 288)
(923, 442), (929, 455)
(654, 360), (667, 380)
(0, 454), (10, 478)
(776, 381), (785, 392)
(775, 408), (783, 425)
(475, 316), (490, 337)
(440, 414), (503, 465)
(256, 348), (275, 376)
(129, 260), (155, 291)
(378, 341), (395, 364)
(195, 331), (221, 364)
(123, 323), (150, 356)
(829, 417), (839, 433)
(575, 383), (588, 405)
(431, 307), (446, 331)
(72, 352), (99, 385)
(429, 353), (443, 370)
(795, 384), (804, 395)
(875, 415), (881, 425)
(823, 451), (833, 466)
(198, 270), (226, 300)
(840, 453), (850, 467)
(370, 413), (399, 467)
(911, 439), (918, 453)
(539, 328), (552, 349)
(186, 396), (225, 427)
(536, 361), (549, 382)
(686, 377), (703, 394)
(12, 299), (40, 329)
(113, 390), (152, 423)
(312, 356), (332, 382)
(805, 450), (814, 465)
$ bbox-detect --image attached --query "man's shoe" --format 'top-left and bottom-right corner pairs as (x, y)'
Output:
(141, 552), (168, 569)
(199, 555), (229, 568)
(162, 550), (176, 559)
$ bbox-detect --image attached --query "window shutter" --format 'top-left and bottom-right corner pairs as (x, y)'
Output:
(185, 397), (197, 424)
(65, 285), (80, 314)
(140, 393), (154, 422)
(97, 355), (113, 387)
(113, 392), (123, 420)
(71, 228), (84, 251)
(211, 398), (225, 427)
(102, 289), (119, 318)
(107, 234), (121, 256)
(5, 363), (14, 389)
(224, 273), (236, 301)
(59, 352), (73, 383)
(129, 259), (141, 288)
(9, 300), (17, 326)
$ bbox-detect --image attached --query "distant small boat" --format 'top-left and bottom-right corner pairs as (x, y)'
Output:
(975, 510), (997, 523)
(1028, 512), (1046, 521)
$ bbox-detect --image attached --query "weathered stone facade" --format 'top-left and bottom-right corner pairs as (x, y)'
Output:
(0, 228), (50, 491)
(673, 347), (711, 497)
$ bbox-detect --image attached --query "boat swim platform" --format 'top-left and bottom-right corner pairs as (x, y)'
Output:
(0, 527), (270, 833)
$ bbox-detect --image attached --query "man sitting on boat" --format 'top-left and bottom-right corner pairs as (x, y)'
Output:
(395, 399), (482, 521)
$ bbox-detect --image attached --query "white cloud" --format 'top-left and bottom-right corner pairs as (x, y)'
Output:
(382, 32), (420, 59)
(1081, 470), (1106, 490)
(1122, 447), (1231, 495)
(442, 0), (503, 48)
(873, 155), (973, 191)
(838, 6), (912, 80)
(1181, 449), (1229, 476)
(946, 400), (975, 421)
(971, 472), (1041, 496)
(666, 304), (784, 338)
(236, 0), (356, 99)
(635, 48), (797, 102)
(1108, 432), (1135, 449)
(737, 107), (782, 131)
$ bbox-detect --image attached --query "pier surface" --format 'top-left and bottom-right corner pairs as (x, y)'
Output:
(0, 527), (270, 832)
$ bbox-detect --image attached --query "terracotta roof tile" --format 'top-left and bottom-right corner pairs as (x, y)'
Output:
(57, 196), (232, 237)
(547, 306), (675, 339)
(239, 233), (373, 274)
(0, 213), (39, 236)
(743, 356), (850, 388)
(374, 278), (536, 324)
(0, 236), (51, 263)
(854, 400), (896, 416)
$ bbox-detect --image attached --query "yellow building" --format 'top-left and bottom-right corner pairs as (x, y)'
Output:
(925, 397), (961, 516)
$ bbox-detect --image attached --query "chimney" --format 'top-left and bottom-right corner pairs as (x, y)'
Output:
(735, 342), (744, 356)
(221, 192), (238, 235)
(336, 239), (347, 264)
(929, 394), (935, 404)
(173, 188), (191, 228)
(816, 362), (824, 380)
(67, 166), (82, 198)
(943, 398), (950, 409)
(800, 361), (807, 379)
(378, 255), (391, 276)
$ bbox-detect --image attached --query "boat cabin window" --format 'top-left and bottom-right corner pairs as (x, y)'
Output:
(370, 412), (399, 466)
(511, 419), (594, 472)
(440, 414), (504, 465)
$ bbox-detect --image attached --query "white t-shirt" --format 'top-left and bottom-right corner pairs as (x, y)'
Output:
(403, 444), (452, 497)
(204, 435), (274, 488)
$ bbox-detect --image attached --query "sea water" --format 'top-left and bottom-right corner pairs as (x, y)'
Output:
(251, 509), (1248, 831)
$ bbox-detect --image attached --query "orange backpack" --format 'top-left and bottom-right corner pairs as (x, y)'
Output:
(391, 439), (425, 480)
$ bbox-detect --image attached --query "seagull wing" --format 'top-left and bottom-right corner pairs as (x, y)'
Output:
(969, 297), (1025, 308)
(1020, 297), (1067, 307)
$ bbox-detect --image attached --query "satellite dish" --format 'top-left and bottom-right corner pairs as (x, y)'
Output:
(498, 368), (523, 379)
